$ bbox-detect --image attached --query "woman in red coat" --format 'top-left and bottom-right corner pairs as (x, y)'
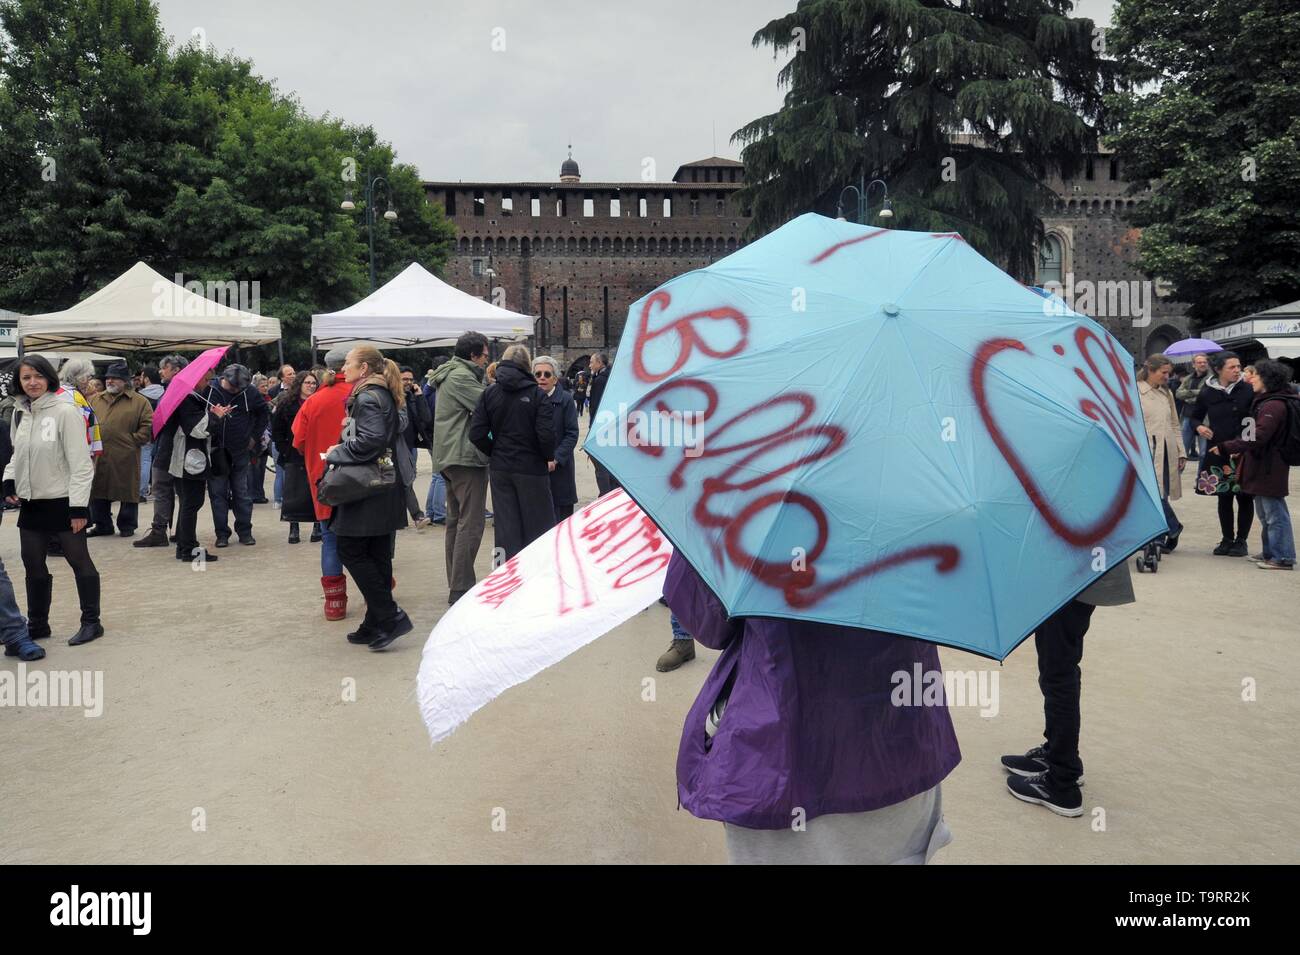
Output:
(292, 350), (353, 617)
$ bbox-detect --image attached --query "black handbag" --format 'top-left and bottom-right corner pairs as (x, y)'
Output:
(280, 459), (318, 522)
(315, 395), (399, 507)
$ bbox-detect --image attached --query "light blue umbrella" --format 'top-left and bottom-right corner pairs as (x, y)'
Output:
(586, 213), (1165, 660)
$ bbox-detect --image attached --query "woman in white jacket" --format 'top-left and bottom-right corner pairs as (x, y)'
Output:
(2, 355), (103, 647)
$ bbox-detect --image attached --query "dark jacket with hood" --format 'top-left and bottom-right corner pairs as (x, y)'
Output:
(468, 360), (555, 475)
(271, 393), (304, 465)
(204, 381), (271, 457)
(1220, 390), (1296, 498)
(325, 378), (413, 537)
(588, 366), (610, 418)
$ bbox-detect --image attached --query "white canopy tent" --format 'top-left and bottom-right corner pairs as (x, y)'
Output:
(18, 261), (281, 354)
(310, 262), (534, 350)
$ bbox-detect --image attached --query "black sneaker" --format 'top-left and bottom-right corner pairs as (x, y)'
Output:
(239, 535), (256, 546)
(368, 609), (414, 651)
(1000, 745), (1085, 784)
(1006, 772), (1084, 817)
(215, 535), (230, 548)
(1227, 539), (1248, 557)
(347, 623), (379, 645)
(1212, 538), (1232, 556)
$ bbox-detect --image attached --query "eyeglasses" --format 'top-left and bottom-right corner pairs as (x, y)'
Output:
(535, 371), (554, 380)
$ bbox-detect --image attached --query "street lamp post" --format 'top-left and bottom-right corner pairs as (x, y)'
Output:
(483, 265), (496, 304)
(836, 177), (893, 224)
(341, 174), (398, 293)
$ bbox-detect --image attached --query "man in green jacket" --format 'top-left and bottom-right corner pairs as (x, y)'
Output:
(431, 332), (491, 603)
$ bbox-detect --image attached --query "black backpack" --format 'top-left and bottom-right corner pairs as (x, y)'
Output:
(1273, 394), (1300, 466)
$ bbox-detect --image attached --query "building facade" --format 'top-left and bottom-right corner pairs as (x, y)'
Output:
(424, 150), (1188, 369)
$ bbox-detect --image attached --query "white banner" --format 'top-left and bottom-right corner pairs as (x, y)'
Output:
(417, 489), (674, 744)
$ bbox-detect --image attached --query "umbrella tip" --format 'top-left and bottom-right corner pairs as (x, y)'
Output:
(882, 303), (900, 317)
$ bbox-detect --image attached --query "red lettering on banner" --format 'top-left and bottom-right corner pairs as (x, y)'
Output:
(971, 336), (1137, 547)
(477, 556), (524, 609)
(809, 228), (888, 264)
(630, 291), (749, 384)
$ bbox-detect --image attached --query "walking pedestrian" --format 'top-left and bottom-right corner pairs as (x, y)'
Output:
(1190, 351), (1256, 556)
(2, 355), (103, 647)
(167, 367), (226, 564)
(1216, 358), (1297, 570)
(469, 344), (555, 560)
(204, 364), (269, 548)
(1137, 355), (1187, 552)
(1003, 562), (1135, 817)
(88, 362), (153, 538)
(663, 550), (960, 863)
(326, 346), (415, 651)
(533, 356), (579, 524)
(293, 350), (352, 619)
(430, 332), (491, 604)
(586, 352), (618, 495)
(1176, 353), (1211, 460)
(272, 369), (319, 544)
(134, 355), (189, 549)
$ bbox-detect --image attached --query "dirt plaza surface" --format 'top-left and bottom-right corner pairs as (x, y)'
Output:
(1, 420), (1296, 865)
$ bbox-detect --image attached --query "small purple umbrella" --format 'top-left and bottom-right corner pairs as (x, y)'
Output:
(1164, 338), (1224, 358)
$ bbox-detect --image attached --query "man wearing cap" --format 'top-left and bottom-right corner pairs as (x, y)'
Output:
(88, 362), (154, 537)
(204, 363), (270, 547)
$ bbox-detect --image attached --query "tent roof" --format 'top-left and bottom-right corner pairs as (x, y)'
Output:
(311, 262), (534, 348)
(18, 262), (281, 353)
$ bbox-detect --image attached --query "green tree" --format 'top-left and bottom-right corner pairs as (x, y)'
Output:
(0, 0), (454, 365)
(1106, 0), (1300, 328)
(734, 0), (1114, 280)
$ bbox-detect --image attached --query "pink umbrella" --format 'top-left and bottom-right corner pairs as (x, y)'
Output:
(151, 345), (232, 438)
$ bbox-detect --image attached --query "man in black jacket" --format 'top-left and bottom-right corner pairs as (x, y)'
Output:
(135, 354), (189, 548)
(585, 352), (619, 496)
(469, 345), (555, 560)
(204, 364), (270, 547)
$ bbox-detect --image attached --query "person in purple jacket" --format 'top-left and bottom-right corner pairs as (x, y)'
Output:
(663, 550), (961, 864)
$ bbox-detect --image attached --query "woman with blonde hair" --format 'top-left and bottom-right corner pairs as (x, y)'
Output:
(1137, 354), (1187, 551)
(325, 346), (415, 650)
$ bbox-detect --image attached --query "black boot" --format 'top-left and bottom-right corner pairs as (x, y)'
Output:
(309, 522), (322, 543)
(24, 575), (53, 641)
(69, 575), (104, 646)
(288, 522), (300, 544)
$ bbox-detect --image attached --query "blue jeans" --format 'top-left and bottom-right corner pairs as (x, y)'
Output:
(425, 456), (447, 521)
(140, 443), (153, 497)
(1181, 417), (1206, 458)
(273, 448), (285, 504)
(0, 554), (29, 647)
(1255, 496), (1295, 565)
(208, 455), (254, 539)
(670, 612), (691, 640)
(320, 523), (342, 576)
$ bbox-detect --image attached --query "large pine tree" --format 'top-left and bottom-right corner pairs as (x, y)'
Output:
(734, 0), (1114, 280)
(1106, 0), (1300, 328)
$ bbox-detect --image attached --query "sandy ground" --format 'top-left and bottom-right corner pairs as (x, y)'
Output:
(1, 420), (1297, 865)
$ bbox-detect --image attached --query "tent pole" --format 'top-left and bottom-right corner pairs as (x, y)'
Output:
(278, 337), (285, 367)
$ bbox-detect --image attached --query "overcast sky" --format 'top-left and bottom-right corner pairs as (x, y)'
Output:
(152, 0), (1116, 184)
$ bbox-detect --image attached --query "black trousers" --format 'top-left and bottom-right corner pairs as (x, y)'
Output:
(91, 499), (138, 534)
(1034, 599), (1095, 789)
(175, 478), (208, 555)
(1217, 492), (1255, 541)
(554, 503), (574, 524)
(592, 459), (620, 497)
(489, 470), (554, 560)
(338, 533), (398, 627)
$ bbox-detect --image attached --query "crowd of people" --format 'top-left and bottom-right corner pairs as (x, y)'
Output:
(0, 335), (616, 660)
(0, 336), (1293, 864)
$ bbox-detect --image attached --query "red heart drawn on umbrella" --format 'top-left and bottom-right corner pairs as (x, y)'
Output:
(971, 332), (1138, 548)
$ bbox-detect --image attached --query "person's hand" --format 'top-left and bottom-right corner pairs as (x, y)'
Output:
(4, 495), (18, 506)
(325, 444), (338, 455)
(70, 517), (86, 534)
(548, 460), (556, 472)
(210, 404), (231, 418)
(1178, 457), (1187, 472)
(1208, 446), (1219, 457)
(1197, 425), (1213, 438)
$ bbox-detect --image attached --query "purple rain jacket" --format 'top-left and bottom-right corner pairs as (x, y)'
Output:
(664, 551), (962, 830)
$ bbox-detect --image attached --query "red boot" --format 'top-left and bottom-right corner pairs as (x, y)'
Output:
(322, 575), (348, 621)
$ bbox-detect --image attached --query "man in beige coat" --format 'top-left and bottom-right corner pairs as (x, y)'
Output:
(1138, 355), (1187, 550)
(89, 362), (153, 538)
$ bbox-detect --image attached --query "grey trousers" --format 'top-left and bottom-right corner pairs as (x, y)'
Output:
(149, 462), (176, 532)
(443, 465), (488, 597)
